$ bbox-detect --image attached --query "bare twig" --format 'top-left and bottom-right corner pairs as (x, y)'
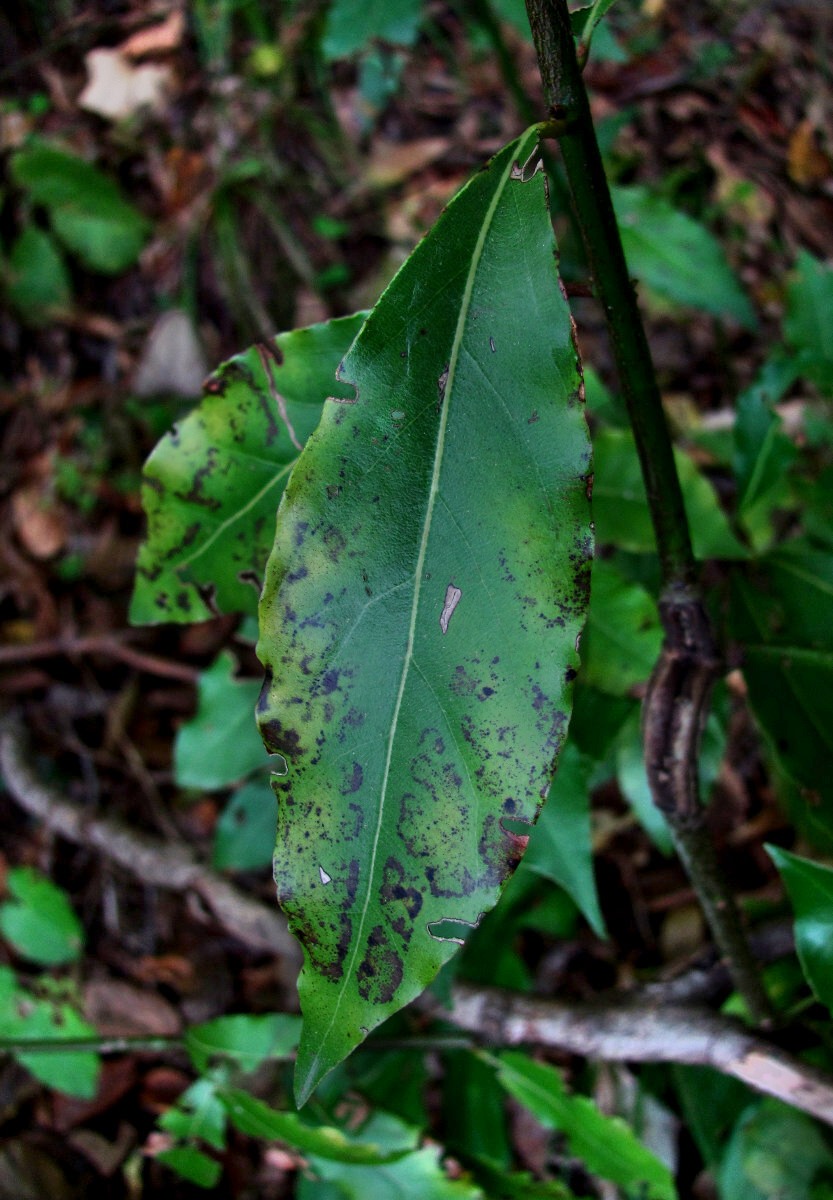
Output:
(0, 717), (300, 987)
(440, 983), (833, 1128)
(0, 632), (198, 683)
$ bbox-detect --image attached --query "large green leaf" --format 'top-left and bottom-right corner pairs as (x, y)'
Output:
(131, 314), (365, 624)
(494, 1052), (676, 1200)
(767, 846), (833, 1015)
(257, 129), (592, 1103)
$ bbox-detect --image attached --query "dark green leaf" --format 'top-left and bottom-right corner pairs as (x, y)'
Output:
(257, 129), (592, 1102)
(733, 363), (799, 551)
(443, 1049), (512, 1168)
(174, 651), (267, 789)
(6, 227), (72, 324)
(519, 742), (605, 936)
(671, 1065), (750, 1170)
(495, 1053), (677, 1200)
(592, 428), (746, 559)
(731, 547), (833, 806)
(718, 1099), (833, 1200)
(0, 866), (84, 965)
(784, 251), (833, 392)
(767, 846), (833, 1014)
(11, 141), (149, 273)
(212, 777), (276, 870)
(131, 314), (365, 624)
(322, 0), (422, 60)
(612, 185), (757, 329)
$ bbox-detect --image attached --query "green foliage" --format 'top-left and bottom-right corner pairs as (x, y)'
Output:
(718, 1100), (833, 1200)
(731, 545), (833, 826)
(122, 8), (833, 1192)
(10, 140), (150, 274)
(174, 651), (267, 789)
(0, 870), (100, 1100)
(0, 865), (84, 965)
(322, 0), (422, 60)
(767, 847), (833, 1016)
(611, 185), (757, 329)
(256, 127), (591, 1102)
(783, 251), (833, 392)
(6, 226), (72, 324)
(494, 1052), (677, 1200)
(130, 314), (366, 624)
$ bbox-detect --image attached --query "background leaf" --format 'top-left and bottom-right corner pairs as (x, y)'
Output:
(0, 866), (84, 965)
(581, 559), (662, 696)
(11, 141), (149, 273)
(6, 227), (72, 324)
(257, 130), (592, 1103)
(322, 0), (422, 60)
(212, 777), (276, 870)
(783, 250), (833, 392)
(495, 1052), (677, 1200)
(518, 742), (606, 936)
(767, 846), (833, 1014)
(731, 545), (833, 817)
(131, 313), (365, 624)
(174, 651), (268, 789)
(592, 427), (746, 559)
(612, 185), (757, 329)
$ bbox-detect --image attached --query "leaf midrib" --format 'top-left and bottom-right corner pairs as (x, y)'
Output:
(304, 131), (537, 1092)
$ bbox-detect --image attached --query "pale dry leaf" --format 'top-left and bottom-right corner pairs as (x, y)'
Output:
(787, 118), (831, 187)
(365, 137), (448, 187)
(79, 48), (172, 121)
(119, 9), (185, 59)
(133, 309), (208, 398)
(12, 484), (68, 559)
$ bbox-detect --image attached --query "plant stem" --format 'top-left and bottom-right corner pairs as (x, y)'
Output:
(524, 0), (772, 1025)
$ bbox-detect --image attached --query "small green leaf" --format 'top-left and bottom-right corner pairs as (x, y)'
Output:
(733, 362), (799, 550)
(593, 427), (747, 559)
(11, 141), (149, 273)
(612, 185), (757, 328)
(519, 742), (606, 936)
(10, 999), (100, 1098)
(0, 867), (84, 965)
(156, 1145), (222, 1189)
(495, 1052), (677, 1200)
(322, 0), (422, 59)
(131, 314), (366, 624)
(718, 1099), (833, 1200)
(159, 1078), (227, 1151)
(784, 250), (833, 392)
(185, 1012), (301, 1074)
(257, 129), (592, 1103)
(212, 777), (276, 870)
(582, 559), (662, 696)
(767, 846), (833, 1014)
(221, 1090), (415, 1164)
(6, 227), (72, 324)
(615, 709), (674, 854)
(731, 546), (833, 806)
(174, 651), (267, 790)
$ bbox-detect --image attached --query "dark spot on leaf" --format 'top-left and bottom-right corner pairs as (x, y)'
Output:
(357, 925), (403, 1003)
(260, 718), (302, 758)
(342, 762), (363, 795)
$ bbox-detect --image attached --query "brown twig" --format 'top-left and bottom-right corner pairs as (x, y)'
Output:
(440, 983), (833, 1128)
(0, 716), (300, 988)
(0, 632), (198, 683)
